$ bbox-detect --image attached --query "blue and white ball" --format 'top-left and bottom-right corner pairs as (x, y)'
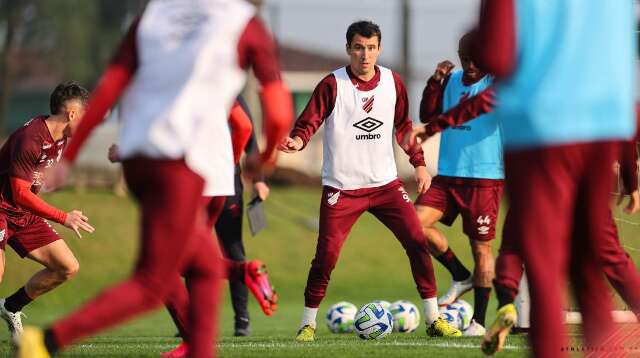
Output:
(439, 307), (463, 330)
(354, 302), (394, 340)
(446, 299), (474, 330)
(389, 300), (420, 333)
(325, 301), (357, 333)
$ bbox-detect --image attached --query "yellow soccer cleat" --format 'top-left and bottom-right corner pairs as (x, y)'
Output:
(295, 324), (315, 342)
(426, 318), (462, 337)
(17, 326), (51, 358)
(481, 303), (517, 355)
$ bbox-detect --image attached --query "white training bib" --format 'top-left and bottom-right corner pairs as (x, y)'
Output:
(321, 66), (398, 190)
(118, 0), (254, 197)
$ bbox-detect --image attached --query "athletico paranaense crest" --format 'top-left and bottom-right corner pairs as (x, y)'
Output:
(362, 95), (375, 113)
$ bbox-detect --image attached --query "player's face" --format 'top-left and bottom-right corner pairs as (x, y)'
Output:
(458, 51), (486, 82)
(346, 34), (381, 77)
(63, 100), (86, 137)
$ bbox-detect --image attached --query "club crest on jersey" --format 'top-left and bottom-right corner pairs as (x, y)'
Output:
(0, 229), (5, 242)
(361, 95), (375, 113)
(353, 117), (383, 140)
(327, 191), (340, 206)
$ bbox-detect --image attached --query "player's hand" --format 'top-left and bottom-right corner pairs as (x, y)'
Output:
(253, 181), (270, 201)
(108, 144), (121, 163)
(432, 60), (455, 82)
(45, 159), (71, 191)
(278, 136), (303, 153)
(415, 166), (431, 194)
(64, 210), (95, 238)
(618, 190), (640, 214)
(243, 152), (275, 182)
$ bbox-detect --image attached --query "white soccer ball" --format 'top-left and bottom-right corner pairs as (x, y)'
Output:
(446, 299), (474, 330)
(389, 300), (420, 333)
(372, 300), (391, 311)
(354, 302), (394, 340)
(325, 301), (357, 333)
(439, 307), (462, 330)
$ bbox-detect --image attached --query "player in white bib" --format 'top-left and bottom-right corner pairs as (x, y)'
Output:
(280, 20), (461, 341)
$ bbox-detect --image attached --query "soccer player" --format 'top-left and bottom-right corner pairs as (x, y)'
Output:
(17, 1), (293, 357)
(412, 88), (640, 352)
(472, 1), (636, 356)
(279, 20), (461, 341)
(413, 32), (502, 336)
(215, 96), (271, 337)
(0, 82), (95, 341)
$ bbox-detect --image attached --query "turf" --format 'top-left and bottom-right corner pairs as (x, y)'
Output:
(0, 187), (635, 357)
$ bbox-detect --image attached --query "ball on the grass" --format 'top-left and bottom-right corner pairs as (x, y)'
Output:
(446, 299), (474, 330)
(439, 307), (462, 330)
(389, 300), (420, 333)
(325, 301), (357, 333)
(372, 300), (391, 310)
(354, 302), (394, 340)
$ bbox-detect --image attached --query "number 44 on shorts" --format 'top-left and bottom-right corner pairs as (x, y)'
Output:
(477, 216), (491, 236)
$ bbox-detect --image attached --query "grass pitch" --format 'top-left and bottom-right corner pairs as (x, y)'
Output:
(0, 187), (636, 356)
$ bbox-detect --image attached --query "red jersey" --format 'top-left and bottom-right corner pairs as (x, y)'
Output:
(0, 116), (67, 225)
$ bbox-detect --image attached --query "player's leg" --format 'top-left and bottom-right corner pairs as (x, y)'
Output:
(215, 192), (251, 336)
(415, 180), (472, 305)
(483, 147), (575, 356)
(297, 187), (366, 341)
(459, 184), (502, 334)
(569, 142), (617, 350)
(600, 210), (640, 314)
(369, 182), (460, 337)
(1, 220), (76, 341)
(20, 159), (211, 356)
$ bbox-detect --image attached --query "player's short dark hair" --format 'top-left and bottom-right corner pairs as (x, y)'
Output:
(50, 81), (89, 115)
(346, 20), (381, 46)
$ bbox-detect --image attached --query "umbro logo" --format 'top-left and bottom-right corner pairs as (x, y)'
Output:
(0, 229), (5, 242)
(353, 117), (383, 133)
(42, 143), (52, 150)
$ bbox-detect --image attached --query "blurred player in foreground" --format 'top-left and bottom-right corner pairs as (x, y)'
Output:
(17, 0), (292, 357)
(472, 0), (636, 356)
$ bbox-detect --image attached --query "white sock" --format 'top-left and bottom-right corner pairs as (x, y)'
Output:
(300, 307), (318, 328)
(423, 298), (439, 325)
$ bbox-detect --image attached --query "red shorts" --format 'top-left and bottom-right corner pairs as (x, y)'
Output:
(415, 175), (504, 241)
(0, 213), (61, 257)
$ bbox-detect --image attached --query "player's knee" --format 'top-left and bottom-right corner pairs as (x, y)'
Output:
(59, 260), (80, 280)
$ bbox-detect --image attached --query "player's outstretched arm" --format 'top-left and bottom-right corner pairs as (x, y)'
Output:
(10, 177), (94, 237)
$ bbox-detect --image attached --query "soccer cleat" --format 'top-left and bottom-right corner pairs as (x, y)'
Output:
(482, 303), (517, 355)
(437, 276), (473, 306)
(295, 324), (315, 342)
(17, 326), (50, 358)
(462, 319), (486, 336)
(426, 318), (462, 337)
(161, 341), (189, 358)
(244, 260), (278, 316)
(0, 298), (24, 342)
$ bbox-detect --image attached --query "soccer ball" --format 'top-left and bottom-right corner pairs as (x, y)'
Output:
(354, 302), (394, 340)
(372, 300), (391, 310)
(446, 299), (474, 330)
(389, 300), (420, 333)
(325, 301), (357, 333)
(439, 307), (462, 330)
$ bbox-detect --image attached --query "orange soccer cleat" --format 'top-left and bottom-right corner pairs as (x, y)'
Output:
(244, 260), (278, 316)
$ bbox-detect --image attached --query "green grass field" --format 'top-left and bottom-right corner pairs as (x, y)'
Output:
(0, 186), (637, 357)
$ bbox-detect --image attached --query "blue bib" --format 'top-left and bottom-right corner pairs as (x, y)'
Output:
(495, 1), (636, 149)
(438, 71), (504, 179)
